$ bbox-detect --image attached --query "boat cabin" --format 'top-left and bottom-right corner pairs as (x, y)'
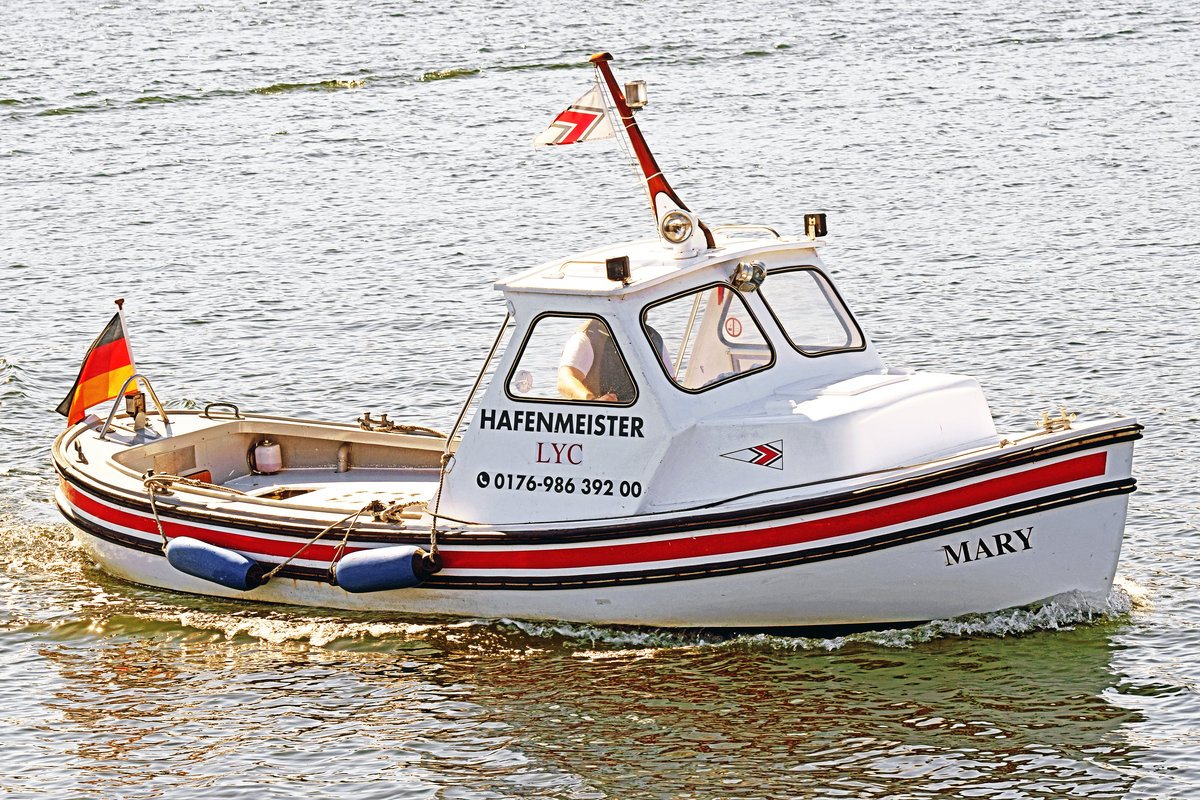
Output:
(438, 232), (1000, 525)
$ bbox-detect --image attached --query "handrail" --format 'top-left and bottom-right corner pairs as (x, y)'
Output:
(550, 259), (607, 278)
(711, 225), (782, 239)
(673, 291), (704, 379)
(202, 402), (243, 420)
(98, 373), (172, 441)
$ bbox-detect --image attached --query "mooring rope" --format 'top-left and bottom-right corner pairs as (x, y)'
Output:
(141, 472), (411, 582)
(142, 471), (249, 551)
(263, 504), (374, 583)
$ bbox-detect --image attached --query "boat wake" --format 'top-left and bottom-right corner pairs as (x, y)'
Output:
(1, 514), (1142, 654)
(501, 584), (1140, 653)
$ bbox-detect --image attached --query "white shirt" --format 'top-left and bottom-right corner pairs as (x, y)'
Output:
(559, 330), (595, 374)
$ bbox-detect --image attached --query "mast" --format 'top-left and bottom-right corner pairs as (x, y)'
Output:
(589, 52), (715, 250)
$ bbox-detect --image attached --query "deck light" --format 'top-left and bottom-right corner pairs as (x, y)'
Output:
(606, 255), (632, 284)
(624, 80), (647, 109)
(731, 260), (767, 292)
(124, 390), (147, 430)
(804, 213), (828, 238)
(661, 211), (693, 243)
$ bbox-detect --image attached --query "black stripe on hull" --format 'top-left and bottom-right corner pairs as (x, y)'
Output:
(423, 479), (1134, 589)
(58, 500), (331, 584)
(61, 478), (1135, 591)
(497, 426), (1142, 542)
(54, 466), (430, 545)
(55, 423), (1142, 547)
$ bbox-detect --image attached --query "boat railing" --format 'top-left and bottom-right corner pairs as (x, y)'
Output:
(711, 224), (781, 239)
(98, 373), (172, 441)
(547, 259), (607, 279)
(202, 402), (243, 420)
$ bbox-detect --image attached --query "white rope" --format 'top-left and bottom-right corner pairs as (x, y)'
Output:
(428, 312), (513, 556)
(143, 472), (248, 550)
(141, 472), (386, 581)
(594, 66), (657, 229)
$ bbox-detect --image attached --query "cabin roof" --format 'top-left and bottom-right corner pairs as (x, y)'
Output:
(495, 230), (825, 297)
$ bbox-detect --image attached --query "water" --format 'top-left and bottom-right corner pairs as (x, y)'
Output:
(2, 0), (1199, 796)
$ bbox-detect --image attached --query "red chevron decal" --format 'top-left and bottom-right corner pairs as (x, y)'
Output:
(722, 440), (784, 470)
(751, 443), (783, 467)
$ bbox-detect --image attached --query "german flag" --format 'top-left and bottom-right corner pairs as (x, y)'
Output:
(55, 312), (137, 426)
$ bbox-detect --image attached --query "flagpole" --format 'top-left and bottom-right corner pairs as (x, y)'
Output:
(589, 52), (715, 248)
(114, 298), (140, 375)
(113, 297), (170, 424)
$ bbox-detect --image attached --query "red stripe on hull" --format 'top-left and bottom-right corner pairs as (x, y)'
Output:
(62, 482), (351, 562)
(446, 452), (1108, 570)
(61, 451), (1108, 573)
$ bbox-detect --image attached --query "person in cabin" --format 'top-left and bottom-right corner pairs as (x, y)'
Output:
(557, 319), (636, 402)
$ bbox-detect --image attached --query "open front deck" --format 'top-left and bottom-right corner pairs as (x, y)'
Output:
(60, 410), (449, 520)
(225, 467), (439, 514)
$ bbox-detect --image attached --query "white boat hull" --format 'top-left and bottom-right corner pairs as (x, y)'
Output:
(68, 496), (1127, 628)
(55, 413), (1138, 629)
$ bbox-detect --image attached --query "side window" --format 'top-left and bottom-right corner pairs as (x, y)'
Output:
(759, 268), (864, 355)
(642, 285), (773, 392)
(506, 315), (637, 405)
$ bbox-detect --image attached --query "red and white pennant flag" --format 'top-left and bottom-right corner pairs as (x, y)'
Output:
(721, 440), (784, 470)
(533, 85), (614, 147)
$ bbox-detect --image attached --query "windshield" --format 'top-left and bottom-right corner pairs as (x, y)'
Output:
(642, 284), (773, 391)
(758, 267), (864, 355)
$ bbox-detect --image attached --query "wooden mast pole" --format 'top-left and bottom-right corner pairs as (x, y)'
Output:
(589, 52), (714, 248)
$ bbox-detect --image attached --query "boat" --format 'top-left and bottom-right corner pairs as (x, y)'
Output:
(51, 53), (1141, 630)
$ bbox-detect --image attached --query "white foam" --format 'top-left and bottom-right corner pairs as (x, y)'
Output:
(499, 584), (1137, 653)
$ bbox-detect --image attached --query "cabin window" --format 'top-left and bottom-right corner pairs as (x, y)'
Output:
(759, 268), (865, 355)
(505, 314), (637, 405)
(642, 284), (774, 392)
